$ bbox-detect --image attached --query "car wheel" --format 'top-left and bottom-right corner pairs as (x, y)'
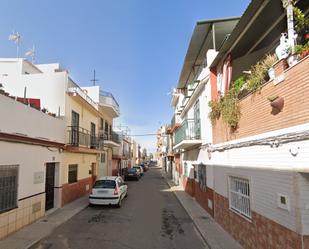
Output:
(117, 197), (122, 208)
(89, 203), (94, 207)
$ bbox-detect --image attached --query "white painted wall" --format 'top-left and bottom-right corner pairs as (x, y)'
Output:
(82, 86), (100, 103)
(0, 93), (64, 199)
(213, 165), (299, 233)
(298, 173), (309, 235)
(0, 142), (63, 199)
(210, 138), (309, 170)
(0, 94), (65, 142)
(0, 59), (68, 116)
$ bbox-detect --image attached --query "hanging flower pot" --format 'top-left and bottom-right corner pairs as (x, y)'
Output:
(267, 95), (284, 111)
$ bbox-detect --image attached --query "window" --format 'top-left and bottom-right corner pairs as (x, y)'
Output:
(229, 176), (251, 219)
(0, 165), (18, 212)
(100, 118), (104, 130)
(105, 121), (109, 135)
(68, 165), (78, 184)
(101, 153), (106, 163)
(198, 164), (207, 191)
(93, 180), (116, 189)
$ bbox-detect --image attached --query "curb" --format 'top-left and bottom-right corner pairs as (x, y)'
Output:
(24, 201), (89, 249)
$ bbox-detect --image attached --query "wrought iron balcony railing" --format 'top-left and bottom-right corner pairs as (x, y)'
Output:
(67, 80), (98, 110)
(99, 130), (121, 144)
(175, 119), (201, 145)
(67, 126), (102, 149)
(99, 90), (120, 115)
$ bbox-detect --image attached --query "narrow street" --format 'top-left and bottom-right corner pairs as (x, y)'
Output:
(31, 166), (207, 249)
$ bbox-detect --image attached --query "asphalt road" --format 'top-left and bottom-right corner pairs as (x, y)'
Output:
(32, 166), (207, 249)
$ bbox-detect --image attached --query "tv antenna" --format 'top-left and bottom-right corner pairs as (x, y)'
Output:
(91, 70), (99, 86)
(8, 31), (21, 58)
(25, 45), (36, 63)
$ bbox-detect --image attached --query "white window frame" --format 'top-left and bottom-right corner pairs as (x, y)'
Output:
(228, 176), (251, 219)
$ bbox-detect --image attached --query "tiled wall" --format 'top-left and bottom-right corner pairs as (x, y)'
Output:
(62, 177), (93, 206)
(0, 193), (45, 239)
(214, 192), (302, 249)
(194, 181), (214, 217)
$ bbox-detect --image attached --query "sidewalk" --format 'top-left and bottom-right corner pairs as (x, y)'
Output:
(164, 176), (243, 249)
(0, 196), (89, 249)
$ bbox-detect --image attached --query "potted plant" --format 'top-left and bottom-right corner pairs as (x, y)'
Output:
(267, 95), (284, 111)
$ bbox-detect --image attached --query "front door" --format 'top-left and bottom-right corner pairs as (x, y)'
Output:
(45, 163), (55, 211)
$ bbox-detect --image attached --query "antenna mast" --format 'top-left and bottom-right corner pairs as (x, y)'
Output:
(91, 70), (99, 86)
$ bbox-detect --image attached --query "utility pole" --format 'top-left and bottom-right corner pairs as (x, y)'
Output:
(91, 70), (99, 86)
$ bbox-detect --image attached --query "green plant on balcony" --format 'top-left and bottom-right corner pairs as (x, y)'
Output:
(208, 99), (221, 125)
(246, 53), (278, 93)
(293, 41), (309, 59)
(220, 88), (241, 130)
(293, 6), (309, 43)
(208, 88), (240, 130)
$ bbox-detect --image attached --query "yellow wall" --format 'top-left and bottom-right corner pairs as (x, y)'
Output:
(62, 152), (98, 184)
(65, 95), (98, 128)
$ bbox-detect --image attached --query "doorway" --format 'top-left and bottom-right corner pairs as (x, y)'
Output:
(45, 163), (55, 211)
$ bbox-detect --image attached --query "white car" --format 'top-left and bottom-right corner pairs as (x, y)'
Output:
(89, 176), (128, 207)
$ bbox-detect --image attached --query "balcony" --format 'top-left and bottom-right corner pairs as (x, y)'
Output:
(99, 130), (121, 147)
(174, 119), (202, 150)
(171, 114), (181, 132)
(67, 126), (102, 153)
(67, 80), (99, 111)
(99, 91), (120, 118)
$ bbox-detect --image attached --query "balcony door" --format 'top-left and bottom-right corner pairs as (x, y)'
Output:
(71, 111), (80, 146)
(194, 100), (201, 139)
(90, 122), (96, 149)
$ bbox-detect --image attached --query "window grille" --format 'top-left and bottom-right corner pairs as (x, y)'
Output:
(68, 165), (78, 184)
(101, 153), (106, 163)
(0, 165), (18, 212)
(198, 164), (207, 191)
(229, 176), (251, 219)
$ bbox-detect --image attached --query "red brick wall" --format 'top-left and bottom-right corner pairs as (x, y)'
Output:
(62, 177), (93, 206)
(303, 236), (309, 249)
(183, 176), (195, 197)
(214, 192), (302, 249)
(112, 159), (120, 176)
(175, 155), (182, 176)
(213, 56), (309, 144)
(210, 68), (218, 100)
(194, 181), (214, 217)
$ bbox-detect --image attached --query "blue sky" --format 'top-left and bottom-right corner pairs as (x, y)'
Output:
(0, 0), (250, 153)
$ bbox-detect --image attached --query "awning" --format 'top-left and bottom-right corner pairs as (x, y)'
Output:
(177, 17), (240, 88)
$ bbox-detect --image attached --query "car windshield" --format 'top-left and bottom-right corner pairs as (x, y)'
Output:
(128, 168), (137, 173)
(93, 180), (116, 189)
(133, 166), (140, 169)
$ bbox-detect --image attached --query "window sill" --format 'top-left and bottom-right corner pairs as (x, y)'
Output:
(0, 206), (18, 215)
(68, 181), (78, 185)
(229, 207), (252, 223)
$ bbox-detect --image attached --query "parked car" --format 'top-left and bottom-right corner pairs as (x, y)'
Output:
(140, 163), (148, 172)
(89, 176), (128, 208)
(124, 168), (141, 181)
(133, 165), (144, 176)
